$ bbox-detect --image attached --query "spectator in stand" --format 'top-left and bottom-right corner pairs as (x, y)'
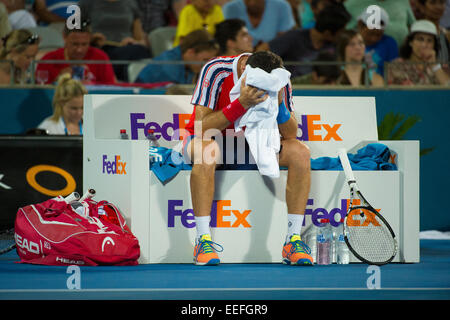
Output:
(300, 0), (333, 30)
(79, 0), (151, 82)
(387, 20), (449, 85)
(344, 0), (416, 47)
(38, 73), (87, 135)
(33, 0), (79, 24)
(135, 29), (219, 84)
(223, 0), (295, 47)
(257, 2), (350, 77)
(336, 29), (384, 87)
(0, 29), (39, 84)
(1, 0), (37, 29)
(291, 51), (340, 85)
(137, 0), (186, 34)
(356, 6), (399, 76)
(35, 20), (116, 85)
(415, 0), (450, 65)
(214, 18), (253, 55)
(300, 0), (314, 29)
(173, 0), (224, 46)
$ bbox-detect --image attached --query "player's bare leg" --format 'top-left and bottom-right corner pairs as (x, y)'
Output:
(278, 138), (313, 265)
(187, 137), (223, 265)
(188, 138), (219, 218)
(278, 138), (311, 215)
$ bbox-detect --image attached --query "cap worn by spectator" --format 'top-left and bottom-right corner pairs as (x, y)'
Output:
(410, 19), (438, 36)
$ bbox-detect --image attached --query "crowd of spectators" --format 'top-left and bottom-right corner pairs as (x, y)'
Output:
(0, 0), (449, 87)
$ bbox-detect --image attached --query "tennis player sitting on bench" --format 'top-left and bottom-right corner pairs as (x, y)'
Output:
(183, 51), (313, 266)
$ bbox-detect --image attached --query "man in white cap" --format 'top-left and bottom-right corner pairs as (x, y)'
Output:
(344, 0), (416, 46)
(357, 5), (399, 76)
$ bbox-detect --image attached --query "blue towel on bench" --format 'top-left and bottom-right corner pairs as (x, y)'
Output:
(150, 142), (397, 183)
(311, 143), (397, 170)
(149, 147), (191, 183)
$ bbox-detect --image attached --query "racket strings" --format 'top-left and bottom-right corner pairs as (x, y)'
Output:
(346, 209), (396, 263)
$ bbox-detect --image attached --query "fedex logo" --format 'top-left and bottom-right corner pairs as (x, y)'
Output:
(130, 113), (190, 141)
(102, 155), (127, 175)
(168, 199), (251, 228)
(129, 112), (342, 142)
(306, 198), (381, 227)
(297, 115), (342, 141)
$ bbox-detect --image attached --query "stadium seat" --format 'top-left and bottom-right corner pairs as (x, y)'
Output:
(148, 26), (176, 57)
(127, 59), (153, 83)
(27, 26), (64, 50)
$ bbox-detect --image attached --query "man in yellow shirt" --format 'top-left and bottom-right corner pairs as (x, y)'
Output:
(173, 0), (224, 46)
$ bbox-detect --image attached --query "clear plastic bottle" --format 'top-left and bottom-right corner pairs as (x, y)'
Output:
(120, 129), (129, 140)
(336, 218), (350, 264)
(316, 218), (333, 265)
(146, 129), (160, 147)
(302, 222), (318, 264)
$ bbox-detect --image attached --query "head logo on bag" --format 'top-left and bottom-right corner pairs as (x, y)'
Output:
(101, 236), (115, 253)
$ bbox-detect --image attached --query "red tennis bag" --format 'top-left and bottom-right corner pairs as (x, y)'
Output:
(14, 191), (140, 266)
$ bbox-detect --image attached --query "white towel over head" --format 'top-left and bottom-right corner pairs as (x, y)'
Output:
(229, 64), (291, 178)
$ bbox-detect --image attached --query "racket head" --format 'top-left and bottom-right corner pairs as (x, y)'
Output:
(343, 204), (398, 266)
(0, 228), (16, 255)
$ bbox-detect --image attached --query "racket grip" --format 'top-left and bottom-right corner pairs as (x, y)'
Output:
(64, 192), (80, 204)
(80, 188), (96, 201)
(337, 148), (356, 184)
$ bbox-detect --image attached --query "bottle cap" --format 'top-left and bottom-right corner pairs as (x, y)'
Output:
(120, 129), (126, 134)
(148, 129), (155, 134)
(320, 219), (329, 223)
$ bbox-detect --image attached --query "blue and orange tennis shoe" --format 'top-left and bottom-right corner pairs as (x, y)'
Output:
(193, 234), (223, 266)
(282, 234), (313, 266)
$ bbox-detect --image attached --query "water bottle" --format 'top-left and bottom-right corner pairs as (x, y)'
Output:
(72, 65), (85, 81)
(316, 218), (333, 265)
(146, 129), (160, 147)
(336, 219), (350, 264)
(301, 223), (317, 264)
(120, 129), (129, 139)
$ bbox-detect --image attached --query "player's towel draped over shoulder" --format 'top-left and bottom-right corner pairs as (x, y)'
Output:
(190, 53), (294, 112)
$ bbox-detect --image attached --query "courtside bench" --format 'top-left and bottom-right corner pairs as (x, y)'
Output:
(83, 95), (419, 264)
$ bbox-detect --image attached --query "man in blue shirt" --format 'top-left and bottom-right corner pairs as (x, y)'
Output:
(223, 0), (295, 47)
(357, 6), (399, 76)
(135, 29), (219, 84)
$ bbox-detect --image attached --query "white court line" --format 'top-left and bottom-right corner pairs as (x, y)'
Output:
(1, 287), (449, 293)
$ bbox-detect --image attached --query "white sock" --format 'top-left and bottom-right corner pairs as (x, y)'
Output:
(286, 214), (305, 243)
(195, 216), (211, 240)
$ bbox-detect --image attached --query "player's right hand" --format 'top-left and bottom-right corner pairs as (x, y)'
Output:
(238, 76), (269, 109)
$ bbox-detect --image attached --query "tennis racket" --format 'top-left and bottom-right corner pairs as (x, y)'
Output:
(0, 228), (15, 255)
(338, 148), (397, 265)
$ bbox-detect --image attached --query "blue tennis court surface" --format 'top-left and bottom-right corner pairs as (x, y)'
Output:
(0, 240), (449, 300)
